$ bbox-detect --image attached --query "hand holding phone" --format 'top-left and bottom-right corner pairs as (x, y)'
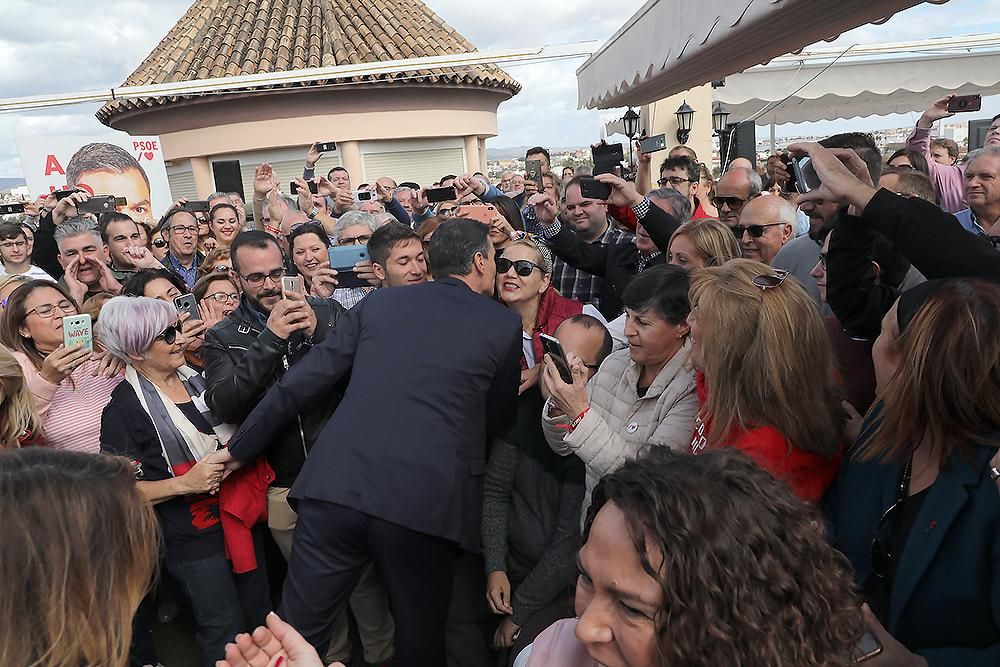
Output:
(791, 157), (821, 194)
(947, 94), (982, 113)
(540, 334), (573, 384)
(62, 314), (93, 353)
(281, 275), (304, 299)
(426, 186), (457, 203)
(290, 180), (319, 195)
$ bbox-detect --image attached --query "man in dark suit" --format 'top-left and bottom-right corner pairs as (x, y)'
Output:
(210, 218), (522, 666)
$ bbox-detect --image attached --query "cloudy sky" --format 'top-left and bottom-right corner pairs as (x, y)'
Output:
(0, 0), (998, 178)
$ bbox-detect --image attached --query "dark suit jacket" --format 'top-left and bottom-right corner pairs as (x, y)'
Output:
(825, 442), (1000, 665)
(226, 277), (522, 551)
(547, 204), (681, 319)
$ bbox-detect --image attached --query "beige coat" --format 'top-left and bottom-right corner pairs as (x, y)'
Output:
(542, 343), (698, 524)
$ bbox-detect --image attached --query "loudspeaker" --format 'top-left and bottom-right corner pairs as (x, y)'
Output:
(211, 160), (246, 202)
(721, 121), (757, 169)
(969, 119), (993, 151)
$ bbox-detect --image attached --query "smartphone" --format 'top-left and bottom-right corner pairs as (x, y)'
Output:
(182, 200), (211, 213)
(578, 178), (612, 201)
(525, 159), (544, 190)
(354, 190), (373, 202)
(53, 188), (82, 201)
(540, 333), (573, 384)
(173, 293), (201, 321)
(426, 186), (457, 203)
(77, 195), (119, 215)
(314, 141), (337, 153)
(0, 203), (25, 215)
(290, 180), (319, 195)
(792, 157), (821, 194)
(947, 94), (982, 113)
(779, 154), (797, 192)
(592, 142), (625, 175)
(455, 203), (499, 225)
(638, 134), (667, 154)
(328, 246), (370, 289)
(62, 314), (93, 353)
(281, 275), (303, 299)
(851, 630), (882, 662)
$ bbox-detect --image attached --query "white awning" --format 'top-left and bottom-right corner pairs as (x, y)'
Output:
(576, 0), (951, 110)
(716, 35), (1000, 125)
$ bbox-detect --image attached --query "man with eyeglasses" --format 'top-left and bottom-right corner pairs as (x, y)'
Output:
(159, 208), (203, 289)
(654, 156), (713, 220)
(711, 167), (762, 229)
(732, 196), (796, 265)
(0, 222), (52, 280)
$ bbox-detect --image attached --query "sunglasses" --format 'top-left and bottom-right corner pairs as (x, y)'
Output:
(712, 195), (753, 210)
(155, 321), (183, 345)
(658, 176), (693, 186)
(870, 456), (913, 581)
(732, 223), (782, 238)
(496, 257), (542, 277)
(751, 269), (789, 290)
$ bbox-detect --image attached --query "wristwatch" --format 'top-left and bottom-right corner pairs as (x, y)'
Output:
(307, 207), (321, 220)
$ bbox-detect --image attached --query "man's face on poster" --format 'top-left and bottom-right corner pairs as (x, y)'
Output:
(76, 168), (153, 224)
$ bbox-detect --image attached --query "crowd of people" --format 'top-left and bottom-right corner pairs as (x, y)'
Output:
(1, 93), (999, 667)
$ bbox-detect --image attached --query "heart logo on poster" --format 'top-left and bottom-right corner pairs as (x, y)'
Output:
(143, 151), (154, 161)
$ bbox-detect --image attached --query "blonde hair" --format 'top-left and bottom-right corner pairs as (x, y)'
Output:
(0, 346), (40, 447)
(689, 259), (843, 455)
(504, 237), (553, 274)
(0, 448), (159, 666)
(669, 219), (742, 267)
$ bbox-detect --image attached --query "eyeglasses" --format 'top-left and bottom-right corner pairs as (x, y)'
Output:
(438, 206), (458, 217)
(27, 300), (76, 319)
(732, 223), (782, 239)
(153, 238), (168, 248)
(169, 225), (198, 236)
(155, 322), (183, 345)
(205, 292), (240, 304)
(751, 269), (789, 290)
(712, 195), (754, 210)
(658, 176), (693, 186)
(239, 267), (285, 287)
(496, 257), (543, 277)
(890, 163), (915, 171)
(337, 234), (371, 246)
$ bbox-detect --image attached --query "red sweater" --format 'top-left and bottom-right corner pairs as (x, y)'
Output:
(689, 373), (839, 503)
(525, 287), (584, 370)
(219, 455), (274, 574)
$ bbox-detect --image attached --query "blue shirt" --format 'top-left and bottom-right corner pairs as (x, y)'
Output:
(163, 252), (200, 289)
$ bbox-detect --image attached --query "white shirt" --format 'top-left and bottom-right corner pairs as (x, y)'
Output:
(0, 264), (54, 282)
(521, 304), (607, 368)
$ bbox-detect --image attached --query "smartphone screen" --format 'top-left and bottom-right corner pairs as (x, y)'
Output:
(315, 141), (337, 153)
(426, 186), (457, 203)
(947, 94), (982, 113)
(62, 314), (93, 353)
(792, 157), (821, 194)
(525, 159), (544, 190)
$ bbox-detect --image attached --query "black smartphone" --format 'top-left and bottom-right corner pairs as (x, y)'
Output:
(592, 142), (625, 175)
(53, 188), (82, 201)
(792, 157), (821, 194)
(314, 141), (338, 153)
(182, 200), (211, 213)
(947, 94), (982, 113)
(426, 186), (457, 203)
(638, 134), (667, 154)
(290, 181), (319, 195)
(77, 195), (119, 215)
(779, 154), (797, 192)
(851, 630), (882, 662)
(0, 203), (25, 215)
(579, 177), (611, 201)
(173, 293), (201, 321)
(525, 159), (544, 190)
(540, 333), (573, 384)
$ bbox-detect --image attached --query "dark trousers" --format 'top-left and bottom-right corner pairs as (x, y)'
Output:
(446, 551), (497, 667)
(281, 499), (457, 667)
(165, 530), (272, 667)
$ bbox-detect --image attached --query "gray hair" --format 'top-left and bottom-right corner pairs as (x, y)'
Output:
(96, 296), (177, 361)
(648, 188), (693, 222)
(207, 192), (229, 203)
(964, 144), (1000, 167)
(54, 217), (103, 252)
(334, 211), (378, 241)
(374, 212), (397, 226)
(774, 197), (799, 226)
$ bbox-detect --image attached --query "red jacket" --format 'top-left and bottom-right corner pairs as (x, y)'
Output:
(689, 373), (839, 503)
(525, 287), (584, 370)
(220, 455), (274, 574)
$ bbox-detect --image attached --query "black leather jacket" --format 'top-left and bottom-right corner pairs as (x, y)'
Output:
(204, 296), (347, 486)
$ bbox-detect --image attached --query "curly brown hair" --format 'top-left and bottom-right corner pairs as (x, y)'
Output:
(584, 448), (865, 666)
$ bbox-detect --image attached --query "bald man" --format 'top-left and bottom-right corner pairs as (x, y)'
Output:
(712, 167), (762, 228)
(727, 157), (756, 172)
(734, 196), (796, 265)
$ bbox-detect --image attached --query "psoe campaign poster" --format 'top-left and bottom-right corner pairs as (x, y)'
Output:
(16, 133), (172, 226)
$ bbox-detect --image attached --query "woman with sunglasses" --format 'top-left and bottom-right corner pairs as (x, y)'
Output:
(0, 280), (124, 452)
(124, 268), (210, 372)
(687, 260), (843, 503)
(826, 279), (1000, 664)
(97, 296), (271, 666)
(150, 228), (170, 262)
(541, 264), (698, 521)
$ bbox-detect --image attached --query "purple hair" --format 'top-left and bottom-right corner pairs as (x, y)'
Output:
(96, 296), (177, 361)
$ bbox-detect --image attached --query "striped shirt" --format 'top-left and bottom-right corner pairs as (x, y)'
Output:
(13, 352), (123, 454)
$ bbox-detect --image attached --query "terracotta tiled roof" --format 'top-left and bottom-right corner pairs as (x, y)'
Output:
(96, 0), (520, 124)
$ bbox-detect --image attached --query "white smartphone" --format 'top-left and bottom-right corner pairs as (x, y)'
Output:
(62, 314), (93, 353)
(281, 275), (303, 299)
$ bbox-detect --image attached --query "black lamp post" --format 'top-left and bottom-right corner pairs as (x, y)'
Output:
(622, 107), (641, 171)
(712, 102), (735, 168)
(675, 101), (695, 144)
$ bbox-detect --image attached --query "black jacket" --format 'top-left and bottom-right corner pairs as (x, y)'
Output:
(226, 278), (522, 552)
(204, 296), (346, 487)
(546, 202), (681, 319)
